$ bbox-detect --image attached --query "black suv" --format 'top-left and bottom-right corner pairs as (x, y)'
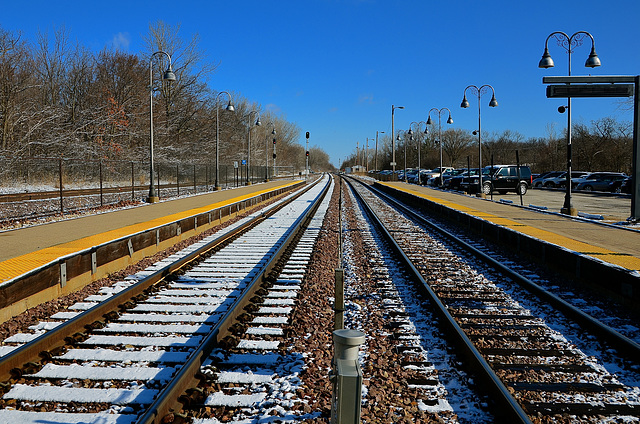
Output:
(467, 165), (532, 195)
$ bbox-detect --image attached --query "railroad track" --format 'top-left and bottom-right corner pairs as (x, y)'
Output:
(344, 176), (640, 423)
(0, 174), (332, 424)
(0, 184), (189, 203)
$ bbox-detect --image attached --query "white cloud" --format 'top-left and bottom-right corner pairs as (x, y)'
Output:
(359, 94), (374, 104)
(111, 32), (130, 51)
(266, 103), (281, 113)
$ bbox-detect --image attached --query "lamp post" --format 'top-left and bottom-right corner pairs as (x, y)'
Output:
(374, 130), (384, 171)
(461, 85), (498, 197)
(265, 123), (276, 182)
(396, 130), (407, 181)
(245, 110), (261, 185)
(272, 127), (277, 178)
(147, 51), (176, 203)
(215, 91), (235, 190)
(365, 137), (375, 172)
(391, 105), (404, 177)
(539, 31), (601, 216)
(305, 131), (310, 181)
(407, 122), (428, 185)
(427, 108), (453, 188)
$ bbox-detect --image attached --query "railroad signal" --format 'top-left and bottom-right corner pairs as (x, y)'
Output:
(306, 131), (310, 139)
(306, 151), (309, 157)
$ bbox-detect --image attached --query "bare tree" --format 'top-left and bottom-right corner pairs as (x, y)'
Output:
(442, 128), (473, 166)
(0, 27), (33, 153)
(143, 21), (218, 153)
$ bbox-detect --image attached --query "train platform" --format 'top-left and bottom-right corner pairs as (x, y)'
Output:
(377, 181), (640, 270)
(0, 179), (304, 321)
(375, 181), (640, 304)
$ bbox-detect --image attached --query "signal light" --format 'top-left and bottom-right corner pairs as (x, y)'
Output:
(306, 151), (309, 157)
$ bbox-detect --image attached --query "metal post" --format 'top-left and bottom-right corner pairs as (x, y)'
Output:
(176, 164), (180, 196)
(99, 160), (103, 207)
(147, 50), (175, 203)
(563, 53), (576, 215)
(417, 134), (421, 184)
(391, 105), (396, 174)
(59, 158), (63, 215)
(131, 161), (135, 201)
(305, 131), (309, 181)
(334, 268), (344, 330)
(157, 165), (161, 199)
(516, 150), (523, 206)
(462, 85), (497, 197)
(246, 111), (260, 185)
(215, 91), (234, 190)
(477, 94), (483, 196)
(374, 130), (384, 172)
(391, 105), (404, 176)
(539, 31), (600, 216)
(403, 132), (407, 182)
(331, 329), (365, 424)
(632, 75), (640, 221)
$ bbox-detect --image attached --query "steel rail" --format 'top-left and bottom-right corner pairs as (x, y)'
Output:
(137, 175), (332, 424)
(360, 179), (640, 361)
(343, 176), (533, 424)
(0, 179), (320, 383)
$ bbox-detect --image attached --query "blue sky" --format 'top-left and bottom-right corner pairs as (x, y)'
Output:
(2, 0), (639, 167)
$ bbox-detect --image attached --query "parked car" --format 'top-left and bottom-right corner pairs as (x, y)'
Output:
(543, 171), (589, 188)
(573, 172), (627, 191)
(532, 171), (563, 188)
(405, 169), (420, 184)
(445, 168), (479, 191)
(423, 167), (454, 183)
(428, 168), (465, 187)
(462, 165), (532, 195)
(609, 177), (631, 194)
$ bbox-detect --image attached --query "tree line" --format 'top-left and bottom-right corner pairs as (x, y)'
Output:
(342, 116), (633, 175)
(0, 22), (334, 179)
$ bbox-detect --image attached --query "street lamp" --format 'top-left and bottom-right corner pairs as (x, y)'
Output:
(265, 122), (275, 182)
(374, 130), (384, 171)
(427, 108), (453, 188)
(215, 91), (235, 190)
(147, 51), (176, 203)
(391, 105), (404, 177)
(245, 110), (261, 185)
(539, 31), (601, 216)
(461, 85), (498, 197)
(408, 122), (428, 185)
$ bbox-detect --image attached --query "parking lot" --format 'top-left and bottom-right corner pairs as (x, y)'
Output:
(488, 188), (632, 223)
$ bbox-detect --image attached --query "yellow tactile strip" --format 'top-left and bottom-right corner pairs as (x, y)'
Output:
(0, 182), (299, 285)
(380, 183), (640, 272)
